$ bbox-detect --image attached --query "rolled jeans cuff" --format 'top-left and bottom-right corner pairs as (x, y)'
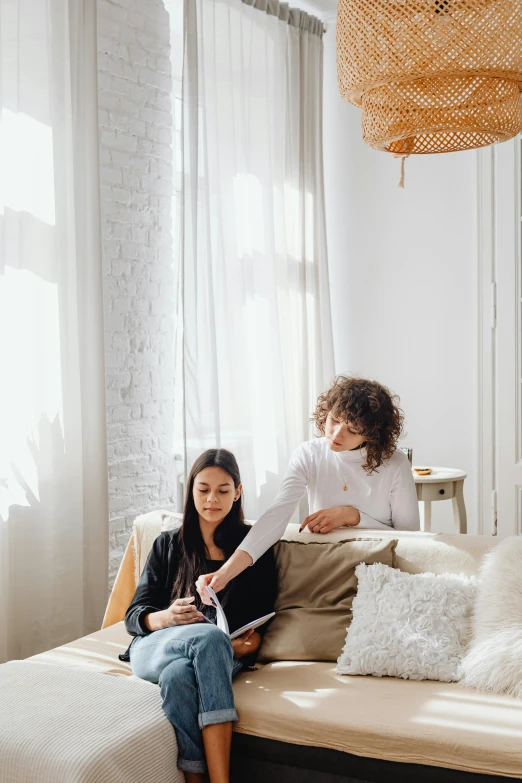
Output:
(177, 757), (207, 774)
(198, 708), (238, 729)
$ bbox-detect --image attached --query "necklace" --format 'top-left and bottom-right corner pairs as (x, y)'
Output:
(334, 456), (349, 492)
(205, 542), (224, 560)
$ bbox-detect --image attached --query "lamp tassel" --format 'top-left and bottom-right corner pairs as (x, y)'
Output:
(398, 156), (407, 189)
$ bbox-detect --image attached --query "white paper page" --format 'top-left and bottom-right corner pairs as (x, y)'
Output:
(229, 612), (275, 640)
(207, 586), (230, 636)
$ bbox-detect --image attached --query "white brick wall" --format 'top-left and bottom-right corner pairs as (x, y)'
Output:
(97, 0), (176, 585)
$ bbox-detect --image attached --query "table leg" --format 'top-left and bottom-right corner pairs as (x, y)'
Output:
(419, 500), (432, 532)
(452, 481), (467, 534)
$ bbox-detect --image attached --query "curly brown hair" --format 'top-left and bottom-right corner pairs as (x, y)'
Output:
(313, 376), (404, 474)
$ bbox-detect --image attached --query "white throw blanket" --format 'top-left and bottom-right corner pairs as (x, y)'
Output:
(460, 535), (522, 697)
(0, 661), (183, 783)
(133, 510), (180, 583)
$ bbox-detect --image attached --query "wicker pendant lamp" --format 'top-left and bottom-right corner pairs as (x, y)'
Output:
(337, 0), (522, 155)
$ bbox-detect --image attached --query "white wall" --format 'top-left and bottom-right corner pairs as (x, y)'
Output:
(322, 27), (478, 532)
(97, 0), (176, 584)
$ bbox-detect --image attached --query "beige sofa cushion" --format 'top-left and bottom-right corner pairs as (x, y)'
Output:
(233, 660), (522, 778)
(259, 538), (397, 663)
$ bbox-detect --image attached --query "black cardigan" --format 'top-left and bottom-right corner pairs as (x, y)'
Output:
(121, 527), (278, 666)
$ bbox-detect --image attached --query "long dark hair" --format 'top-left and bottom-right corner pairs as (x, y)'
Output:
(171, 449), (249, 607)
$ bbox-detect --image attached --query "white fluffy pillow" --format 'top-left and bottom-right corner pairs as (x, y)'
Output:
(337, 562), (477, 682)
(460, 536), (522, 697)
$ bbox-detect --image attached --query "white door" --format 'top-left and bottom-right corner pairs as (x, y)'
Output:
(495, 136), (522, 537)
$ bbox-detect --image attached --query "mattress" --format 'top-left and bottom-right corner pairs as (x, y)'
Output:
(30, 622), (522, 779)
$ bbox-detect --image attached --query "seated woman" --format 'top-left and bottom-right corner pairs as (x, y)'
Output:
(198, 375), (420, 601)
(122, 449), (277, 783)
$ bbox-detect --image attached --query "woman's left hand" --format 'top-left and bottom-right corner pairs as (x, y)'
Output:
(232, 629), (261, 658)
(300, 506), (360, 534)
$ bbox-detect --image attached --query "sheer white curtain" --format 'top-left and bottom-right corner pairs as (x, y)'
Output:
(177, 0), (334, 519)
(0, 0), (108, 662)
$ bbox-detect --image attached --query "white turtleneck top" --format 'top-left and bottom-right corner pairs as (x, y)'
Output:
(239, 438), (420, 563)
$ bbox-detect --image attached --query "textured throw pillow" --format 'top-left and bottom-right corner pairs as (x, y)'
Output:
(337, 562), (477, 682)
(259, 538), (398, 663)
(460, 536), (522, 697)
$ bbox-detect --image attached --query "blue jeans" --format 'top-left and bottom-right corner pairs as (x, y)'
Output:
(130, 623), (243, 774)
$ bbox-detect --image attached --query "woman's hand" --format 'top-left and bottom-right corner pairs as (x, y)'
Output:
(196, 569), (229, 605)
(196, 551), (254, 605)
(145, 597), (205, 631)
(300, 506), (360, 534)
(165, 597), (205, 626)
(231, 629), (261, 658)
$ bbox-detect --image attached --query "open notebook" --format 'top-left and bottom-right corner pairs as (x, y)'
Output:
(206, 587), (275, 640)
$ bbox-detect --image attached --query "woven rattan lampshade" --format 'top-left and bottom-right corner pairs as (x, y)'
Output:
(337, 0), (522, 154)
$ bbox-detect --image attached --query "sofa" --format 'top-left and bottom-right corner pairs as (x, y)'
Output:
(3, 511), (522, 783)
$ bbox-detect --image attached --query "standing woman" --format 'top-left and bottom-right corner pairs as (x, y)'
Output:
(197, 376), (420, 601)
(122, 449), (277, 783)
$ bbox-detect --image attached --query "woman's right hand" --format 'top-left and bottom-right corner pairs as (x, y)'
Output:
(196, 551), (253, 604)
(196, 570), (229, 605)
(163, 596), (205, 627)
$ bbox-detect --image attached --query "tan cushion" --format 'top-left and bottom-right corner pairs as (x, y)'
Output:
(233, 661), (522, 778)
(280, 523), (497, 576)
(259, 538), (397, 663)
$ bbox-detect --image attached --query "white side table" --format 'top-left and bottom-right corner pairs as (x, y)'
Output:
(413, 467), (467, 534)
